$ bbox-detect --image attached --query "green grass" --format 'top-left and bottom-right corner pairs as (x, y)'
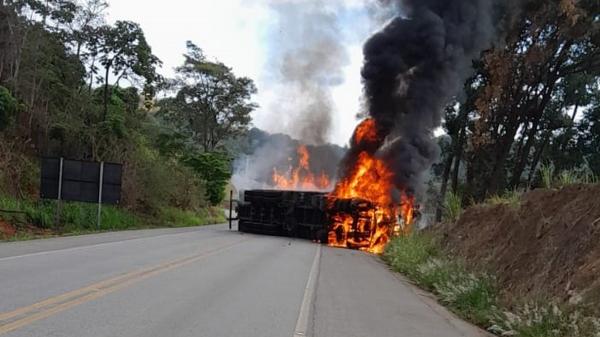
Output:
(384, 233), (497, 326)
(4, 232), (41, 241)
(1, 194), (225, 241)
(443, 191), (463, 223)
(383, 232), (600, 336)
(485, 189), (523, 208)
(158, 207), (226, 228)
(540, 164), (555, 189)
(489, 302), (600, 337)
(539, 163), (598, 189)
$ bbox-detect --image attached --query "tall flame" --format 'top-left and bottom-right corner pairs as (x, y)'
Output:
(327, 118), (415, 254)
(272, 145), (332, 191)
(353, 118), (378, 145)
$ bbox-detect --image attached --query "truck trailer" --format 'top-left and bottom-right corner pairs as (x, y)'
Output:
(236, 189), (392, 248)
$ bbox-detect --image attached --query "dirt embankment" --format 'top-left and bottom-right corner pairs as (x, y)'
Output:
(441, 184), (600, 312)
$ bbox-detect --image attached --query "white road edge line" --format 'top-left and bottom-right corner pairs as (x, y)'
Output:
(0, 227), (223, 262)
(293, 244), (322, 337)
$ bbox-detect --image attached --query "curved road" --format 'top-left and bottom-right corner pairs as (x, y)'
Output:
(0, 224), (488, 337)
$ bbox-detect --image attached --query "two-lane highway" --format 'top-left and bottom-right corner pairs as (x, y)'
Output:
(0, 224), (489, 337)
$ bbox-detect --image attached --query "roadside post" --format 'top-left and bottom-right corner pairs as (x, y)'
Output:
(55, 157), (64, 225)
(97, 162), (104, 230)
(229, 190), (233, 230)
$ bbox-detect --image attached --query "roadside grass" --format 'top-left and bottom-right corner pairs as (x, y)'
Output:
(443, 191), (462, 223)
(540, 164), (598, 189)
(384, 232), (600, 336)
(4, 232), (40, 242)
(1, 194), (226, 241)
(485, 189), (523, 208)
(158, 207), (226, 228)
(489, 302), (600, 337)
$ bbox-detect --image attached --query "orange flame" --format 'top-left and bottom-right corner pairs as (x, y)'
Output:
(353, 118), (378, 144)
(272, 145), (332, 191)
(328, 119), (415, 254)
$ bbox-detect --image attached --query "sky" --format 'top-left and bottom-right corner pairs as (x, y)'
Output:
(106, 0), (383, 146)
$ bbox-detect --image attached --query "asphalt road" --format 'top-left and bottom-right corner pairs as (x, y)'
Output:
(0, 224), (489, 337)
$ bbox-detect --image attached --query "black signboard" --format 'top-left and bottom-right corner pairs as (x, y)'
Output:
(40, 158), (122, 205)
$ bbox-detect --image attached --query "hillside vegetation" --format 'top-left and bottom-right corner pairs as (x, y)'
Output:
(0, 1), (253, 237)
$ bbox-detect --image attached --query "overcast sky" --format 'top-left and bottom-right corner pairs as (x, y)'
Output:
(106, 0), (381, 146)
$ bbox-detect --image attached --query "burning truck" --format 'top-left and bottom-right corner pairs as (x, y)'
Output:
(237, 119), (415, 254)
(237, 0), (500, 253)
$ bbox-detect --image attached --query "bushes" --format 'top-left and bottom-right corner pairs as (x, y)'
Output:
(121, 142), (208, 213)
(0, 135), (39, 198)
(384, 232), (600, 336)
(184, 152), (231, 206)
(0, 86), (18, 130)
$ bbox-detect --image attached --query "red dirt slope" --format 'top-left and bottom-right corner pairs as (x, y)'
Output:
(441, 184), (600, 312)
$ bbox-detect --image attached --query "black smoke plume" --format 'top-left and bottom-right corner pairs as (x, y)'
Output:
(341, 0), (506, 196)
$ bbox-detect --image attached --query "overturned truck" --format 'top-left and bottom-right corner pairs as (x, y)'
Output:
(236, 189), (402, 250)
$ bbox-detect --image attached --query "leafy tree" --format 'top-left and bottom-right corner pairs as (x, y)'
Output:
(97, 21), (161, 120)
(184, 152), (231, 205)
(163, 41), (256, 152)
(0, 86), (17, 130)
(0, 1), (235, 219)
(576, 90), (600, 175)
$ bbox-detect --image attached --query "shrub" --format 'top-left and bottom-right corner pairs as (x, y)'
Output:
(0, 86), (17, 131)
(184, 152), (231, 206)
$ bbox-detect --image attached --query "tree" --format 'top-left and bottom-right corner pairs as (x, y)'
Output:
(163, 41), (256, 152)
(0, 85), (17, 130)
(0, 1), (226, 219)
(184, 152), (231, 205)
(459, 0), (600, 200)
(97, 21), (161, 120)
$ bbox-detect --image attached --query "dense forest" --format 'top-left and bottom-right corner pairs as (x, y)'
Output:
(433, 0), (600, 220)
(0, 0), (256, 232)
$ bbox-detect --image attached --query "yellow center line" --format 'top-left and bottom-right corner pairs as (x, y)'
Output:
(0, 238), (247, 335)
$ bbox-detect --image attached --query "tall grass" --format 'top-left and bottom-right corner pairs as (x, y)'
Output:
(384, 233), (497, 326)
(540, 164), (555, 189)
(0, 195), (141, 231)
(443, 191), (462, 223)
(1, 194), (225, 240)
(539, 163), (598, 189)
(159, 207), (225, 228)
(384, 232), (600, 336)
(489, 302), (600, 337)
(486, 189), (523, 208)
